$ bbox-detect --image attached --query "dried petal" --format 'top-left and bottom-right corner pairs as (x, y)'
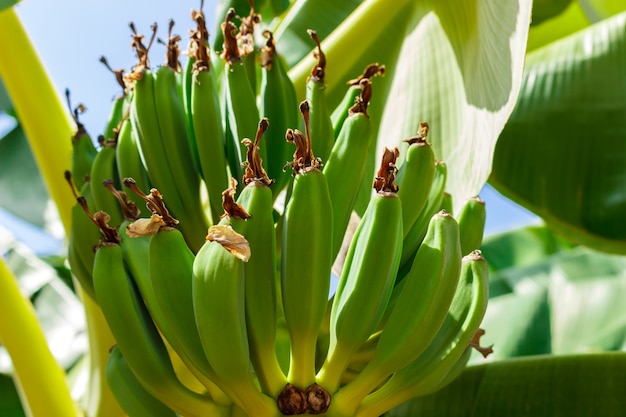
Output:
(207, 225), (251, 262)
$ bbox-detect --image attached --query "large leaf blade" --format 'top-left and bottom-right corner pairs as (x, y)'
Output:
(387, 353), (626, 417)
(490, 11), (626, 254)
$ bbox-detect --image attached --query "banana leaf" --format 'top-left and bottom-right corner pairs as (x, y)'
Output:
(490, 10), (626, 254)
(274, 0), (533, 213)
(387, 352), (626, 417)
(0, 0), (18, 12)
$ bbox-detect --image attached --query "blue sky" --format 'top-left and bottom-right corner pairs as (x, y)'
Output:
(4, 0), (540, 254)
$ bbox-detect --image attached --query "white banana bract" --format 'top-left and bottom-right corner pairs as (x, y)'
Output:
(65, 4), (493, 416)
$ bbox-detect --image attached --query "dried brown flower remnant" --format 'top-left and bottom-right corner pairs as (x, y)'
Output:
(123, 178), (179, 228)
(307, 29), (326, 82)
(189, 4), (211, 72)
(242, 118), (273, 186)
(470, 328), (494, 358)
(162, 19), (182, 72)
(238, 1), (260, 57)
(286, 101), (322, 174)
(206, 225), (251, 262)
(221, 8), (241, 66)
(373, 147), (400, 193)
(305, 383), (331, 414)
(347, 63), (386, 86)
(404, 121), (431, 146)
(260, 30), (277, 69)
(348, 78), (372, 116)
(276, 384), (307, 415)
(221, 178), (252, 220)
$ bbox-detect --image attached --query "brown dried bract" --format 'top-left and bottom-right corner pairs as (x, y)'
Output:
(124, 22), (157, 86)
(373, 147), (399, 193)
(220, 8), (242, 66)
(347, 63), (386, 86)
(162, 19), (182, 71)
(238, 2), (260, 57)
(123, 178), (179, 230)
(260, 30), (276, 69)
(93, 211), (121, 245)
(189, 5), (211, 72)
(206, 225), (251, 262)
(276, 384), (307, 415)
(348, 78), (372, 116)
(103, 180), (140, 221)
(221, 178), (252, 220)
(242, 118), (273, 186)
(286, 101), (322, 174)
(404, 121), (431, 146)
(469, 328), (494, 358)
(305, 384), (331, 414)
(126, 214), (167, 238)
(307, 29), (326, 82)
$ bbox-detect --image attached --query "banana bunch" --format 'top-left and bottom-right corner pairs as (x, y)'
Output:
(65, 3), (492, 417)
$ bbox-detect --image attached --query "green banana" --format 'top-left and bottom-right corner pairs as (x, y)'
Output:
(331, 63), (385, 138)
(398, 160), (448, 277)
(439, 191), (453, 213)
(322, 79), (373, 264)
(127, 23), (207, 252)
(106, 345), (178, 417)
(89, 135), (124, 227)
(259, 30), (299, 199)
(305, 30), (334, 163)
(188, 8), (230, 225)
(331, 210), (462, 415)
(64, 172), (100, 301)
(92, 220), (224, 417)
(317, 147), (403, 393)
(193, 223), (278, 417)
(234, 119), (288, 397)
(153, 21), (209, 234)
(396, 122), (436, 238)
(237, 2), (261, 92)
(66, 90), (97, 190)
(120, 180), (231, 406)
(281, 101), (333, 390)
(221, 7), (262, 183)
(356, 251), (489, 416)
(457, 195), (487, 256)
(115, 116), (151, 218)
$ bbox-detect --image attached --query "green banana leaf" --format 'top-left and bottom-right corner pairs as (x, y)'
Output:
(490, 11), (626, 254)
(273, 0), (533, 212)
(0, 0), (18, 12)
(387, 352), (626, 417)
(0, 374), (25, 417)
(476, 226), (626, 360)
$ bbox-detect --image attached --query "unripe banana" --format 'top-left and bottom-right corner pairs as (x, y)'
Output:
(457, 196), (487, 256)
(90, 136), (123, 227)
(281, 101), (334, 390)
(99, 56), (129, 141)
(92, 220), (221, 417)
(305, 30), (334, 163)
(126, 23), (207, 252)
(193, 210), (278, 416)
(67, 95), (98, 190)
(115, 115), (151, 218)
(221, 8), (263, 183)
(356, 251), (489, 416)
(323, 79), (373, 263)
(233, 120), (288, 397)
(106, 345), (178, 417)
(396, 122), (436, 238)
(331, 63), (385, 138)
(332, 210), (462, 415)
(188, 8), (230, 225)
(317, 147), (402, 393)
(398, 160), (447, 276)
(64, 173), (100, 301)
(259, 30), (299, 199)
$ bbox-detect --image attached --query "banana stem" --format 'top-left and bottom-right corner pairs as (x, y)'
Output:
(0, 257), (80, 417)
(0, 7), (76, 237)
(288, 0), (412, 99)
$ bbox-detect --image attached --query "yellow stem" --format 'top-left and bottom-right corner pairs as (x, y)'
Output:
(0, 7), (75, 237)
(0, 257), (80, 417)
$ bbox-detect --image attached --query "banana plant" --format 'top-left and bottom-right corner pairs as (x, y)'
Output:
(6, 0), (624, 416)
